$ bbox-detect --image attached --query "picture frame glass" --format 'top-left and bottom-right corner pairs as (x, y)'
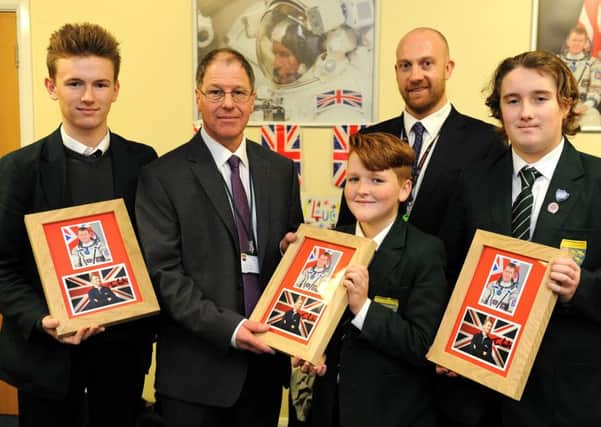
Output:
(47, 212), (142, 318)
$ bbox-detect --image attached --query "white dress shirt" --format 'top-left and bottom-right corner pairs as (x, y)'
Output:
(61, 125), (110, 155)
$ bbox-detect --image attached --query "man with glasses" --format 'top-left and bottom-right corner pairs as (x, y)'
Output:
(136, 48), (303, 427)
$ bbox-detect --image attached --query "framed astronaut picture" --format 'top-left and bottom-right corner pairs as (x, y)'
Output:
(194, 0), (378, 125)
(531, 0), (601, 130)
(24, 199), (160, 338)
(427, 230), (563, 400)
(250, 223), (376, 363)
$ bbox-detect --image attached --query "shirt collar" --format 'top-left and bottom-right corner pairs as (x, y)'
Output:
(201, 127), (249, 168)
(511, 138), (564, 181)
(60, 125), (110, 156)
(354, 218), (395, 250)
(403, 101), (452, 138)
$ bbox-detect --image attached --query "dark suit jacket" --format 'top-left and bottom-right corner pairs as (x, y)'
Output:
(87, 286), (123, 309)
(337, 106), (505, 237)
(0, 127), (157, 398)
(135, 132), (303, 407)
(468, 333), (494, 363)
(440, 141), (601, 427)
(276, 309), (301, 334)
(311, 214), (448, 427)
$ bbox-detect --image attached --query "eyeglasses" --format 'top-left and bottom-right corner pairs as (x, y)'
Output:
(199, 88), (253, 103)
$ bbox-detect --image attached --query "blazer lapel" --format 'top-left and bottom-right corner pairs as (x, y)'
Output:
(109, 134), (133, 200)
(366, 216), (407, 295)
(417, 107), (462, 198)
(39, 128), (69, 209)
(187, 134), (238, 244)
(532, 141), (584, 243)
(487, 150), (513, 234)
(247, 142), (271, 269)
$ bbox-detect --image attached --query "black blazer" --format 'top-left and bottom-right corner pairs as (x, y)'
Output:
(440, 141), (601, 427)
(135, 133), (303, 407)
(337, 106), (505, 237)
(0, 128), (157, 398)
(311, 214), (448, 427)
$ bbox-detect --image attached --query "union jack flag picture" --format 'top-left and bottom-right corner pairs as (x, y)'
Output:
(63, 264), (137, 316)
(316, 89), (364, 113)
(332, 124), (365, 187)
(451, 307), (520, 371)
(267, 289), (326, 341)
(261, 124), (302, 179)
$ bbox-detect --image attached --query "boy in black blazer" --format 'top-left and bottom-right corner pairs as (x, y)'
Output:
(439, 51), (601, 427)
(303, 132), (448, 427)
(0, 23), (157, 427)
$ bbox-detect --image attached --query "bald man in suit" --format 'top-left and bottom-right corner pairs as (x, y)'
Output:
(337, 27), (505, 237)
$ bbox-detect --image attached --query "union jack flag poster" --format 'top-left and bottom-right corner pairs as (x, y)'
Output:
(267, 289), (326, 341)
(316, 89), (363, 113)
(451, 307), (520, 372)
(332, 124), (365, 187)
(63, 264), (137, 316)
(261, 124), (301, 179)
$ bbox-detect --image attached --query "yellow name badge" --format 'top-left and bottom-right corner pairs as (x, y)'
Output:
(560, 239), (587, 267)
(374, 295), (399, 312)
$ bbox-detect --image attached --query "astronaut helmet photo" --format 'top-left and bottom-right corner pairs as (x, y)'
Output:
(256, 0), (324, 88)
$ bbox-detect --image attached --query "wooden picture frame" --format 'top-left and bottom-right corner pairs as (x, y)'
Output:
(250, 223), (376, 363)
(427, 229), (563, 400)
(24, 199), (160, 338)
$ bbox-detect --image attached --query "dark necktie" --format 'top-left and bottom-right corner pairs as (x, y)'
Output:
(227, 155), (261, 316)
(411, 122), (425, 181)
(512, 166), (542, 240)
(89, 149), (103, 159)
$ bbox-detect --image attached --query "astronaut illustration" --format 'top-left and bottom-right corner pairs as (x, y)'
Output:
(558, 26), (601, 127)
(71, 225), (111, 268)
(196, 0), (375, 123)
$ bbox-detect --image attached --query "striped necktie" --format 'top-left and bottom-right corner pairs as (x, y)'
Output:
(411, 122), (425, 181)
(511, 166), (542, 240)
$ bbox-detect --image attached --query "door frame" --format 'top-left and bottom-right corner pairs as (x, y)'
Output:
(0, 0), (33, 148)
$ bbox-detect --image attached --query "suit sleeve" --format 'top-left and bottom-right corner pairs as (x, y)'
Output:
(0, 155), (49, 340)
(135, 166), (244, 351)
(571, 269), (601, 324)
(287, 160), (304, 230)
(359, 237), (448, 367)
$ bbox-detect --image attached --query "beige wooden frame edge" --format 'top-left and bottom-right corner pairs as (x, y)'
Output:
(24, 198), (160, 338)
(427, 229), (562, 400)
(250, 223), (376, 364)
